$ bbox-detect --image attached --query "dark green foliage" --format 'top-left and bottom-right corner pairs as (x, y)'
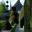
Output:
(0, 20), (12, 30)
(0, 21), (6, 30)
(0, 2), (6, 13)
(5, 21), (12, 30)
(24, 0), (31, 32)
(30, 0), (32, 32)
(9, 24), (16, 32)
(12, 7), (19, 24)
(11, 25), (16, 32)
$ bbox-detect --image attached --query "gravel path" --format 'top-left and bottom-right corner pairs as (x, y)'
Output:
(14, 24), (24, 32)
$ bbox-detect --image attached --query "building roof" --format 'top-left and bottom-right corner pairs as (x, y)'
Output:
(13, 0), (22, 11)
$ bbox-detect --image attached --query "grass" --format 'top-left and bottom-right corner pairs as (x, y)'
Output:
(9, 23), (16, 32)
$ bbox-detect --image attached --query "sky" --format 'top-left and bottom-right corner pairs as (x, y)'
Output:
(0, 0), (25, 10)
(0, 0), (25, 5)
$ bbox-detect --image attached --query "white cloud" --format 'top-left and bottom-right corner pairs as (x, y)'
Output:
(20, 0), (25, 5)
(4, 0), (17, 6)
(0, 0), (2, 2)
(11, 0), (25, 6)
(4, 0), (25, 6)
(1, 0), (25, 10)
(11, 0), (17, 6)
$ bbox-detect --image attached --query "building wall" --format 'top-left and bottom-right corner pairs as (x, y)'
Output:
(19, 6), (24, 27)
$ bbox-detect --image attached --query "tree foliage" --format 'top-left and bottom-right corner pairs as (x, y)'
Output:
(24, 0), (31, 32)
(0, 20), (6, 30)
(0, 2), (6, 13)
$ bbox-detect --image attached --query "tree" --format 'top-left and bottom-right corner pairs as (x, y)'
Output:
(0, 2), (6, 13)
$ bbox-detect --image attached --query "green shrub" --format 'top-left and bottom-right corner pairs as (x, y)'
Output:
(0, 2), (6, 13)
(0, 20), (6, 30)
(9, 24), (16, 32)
